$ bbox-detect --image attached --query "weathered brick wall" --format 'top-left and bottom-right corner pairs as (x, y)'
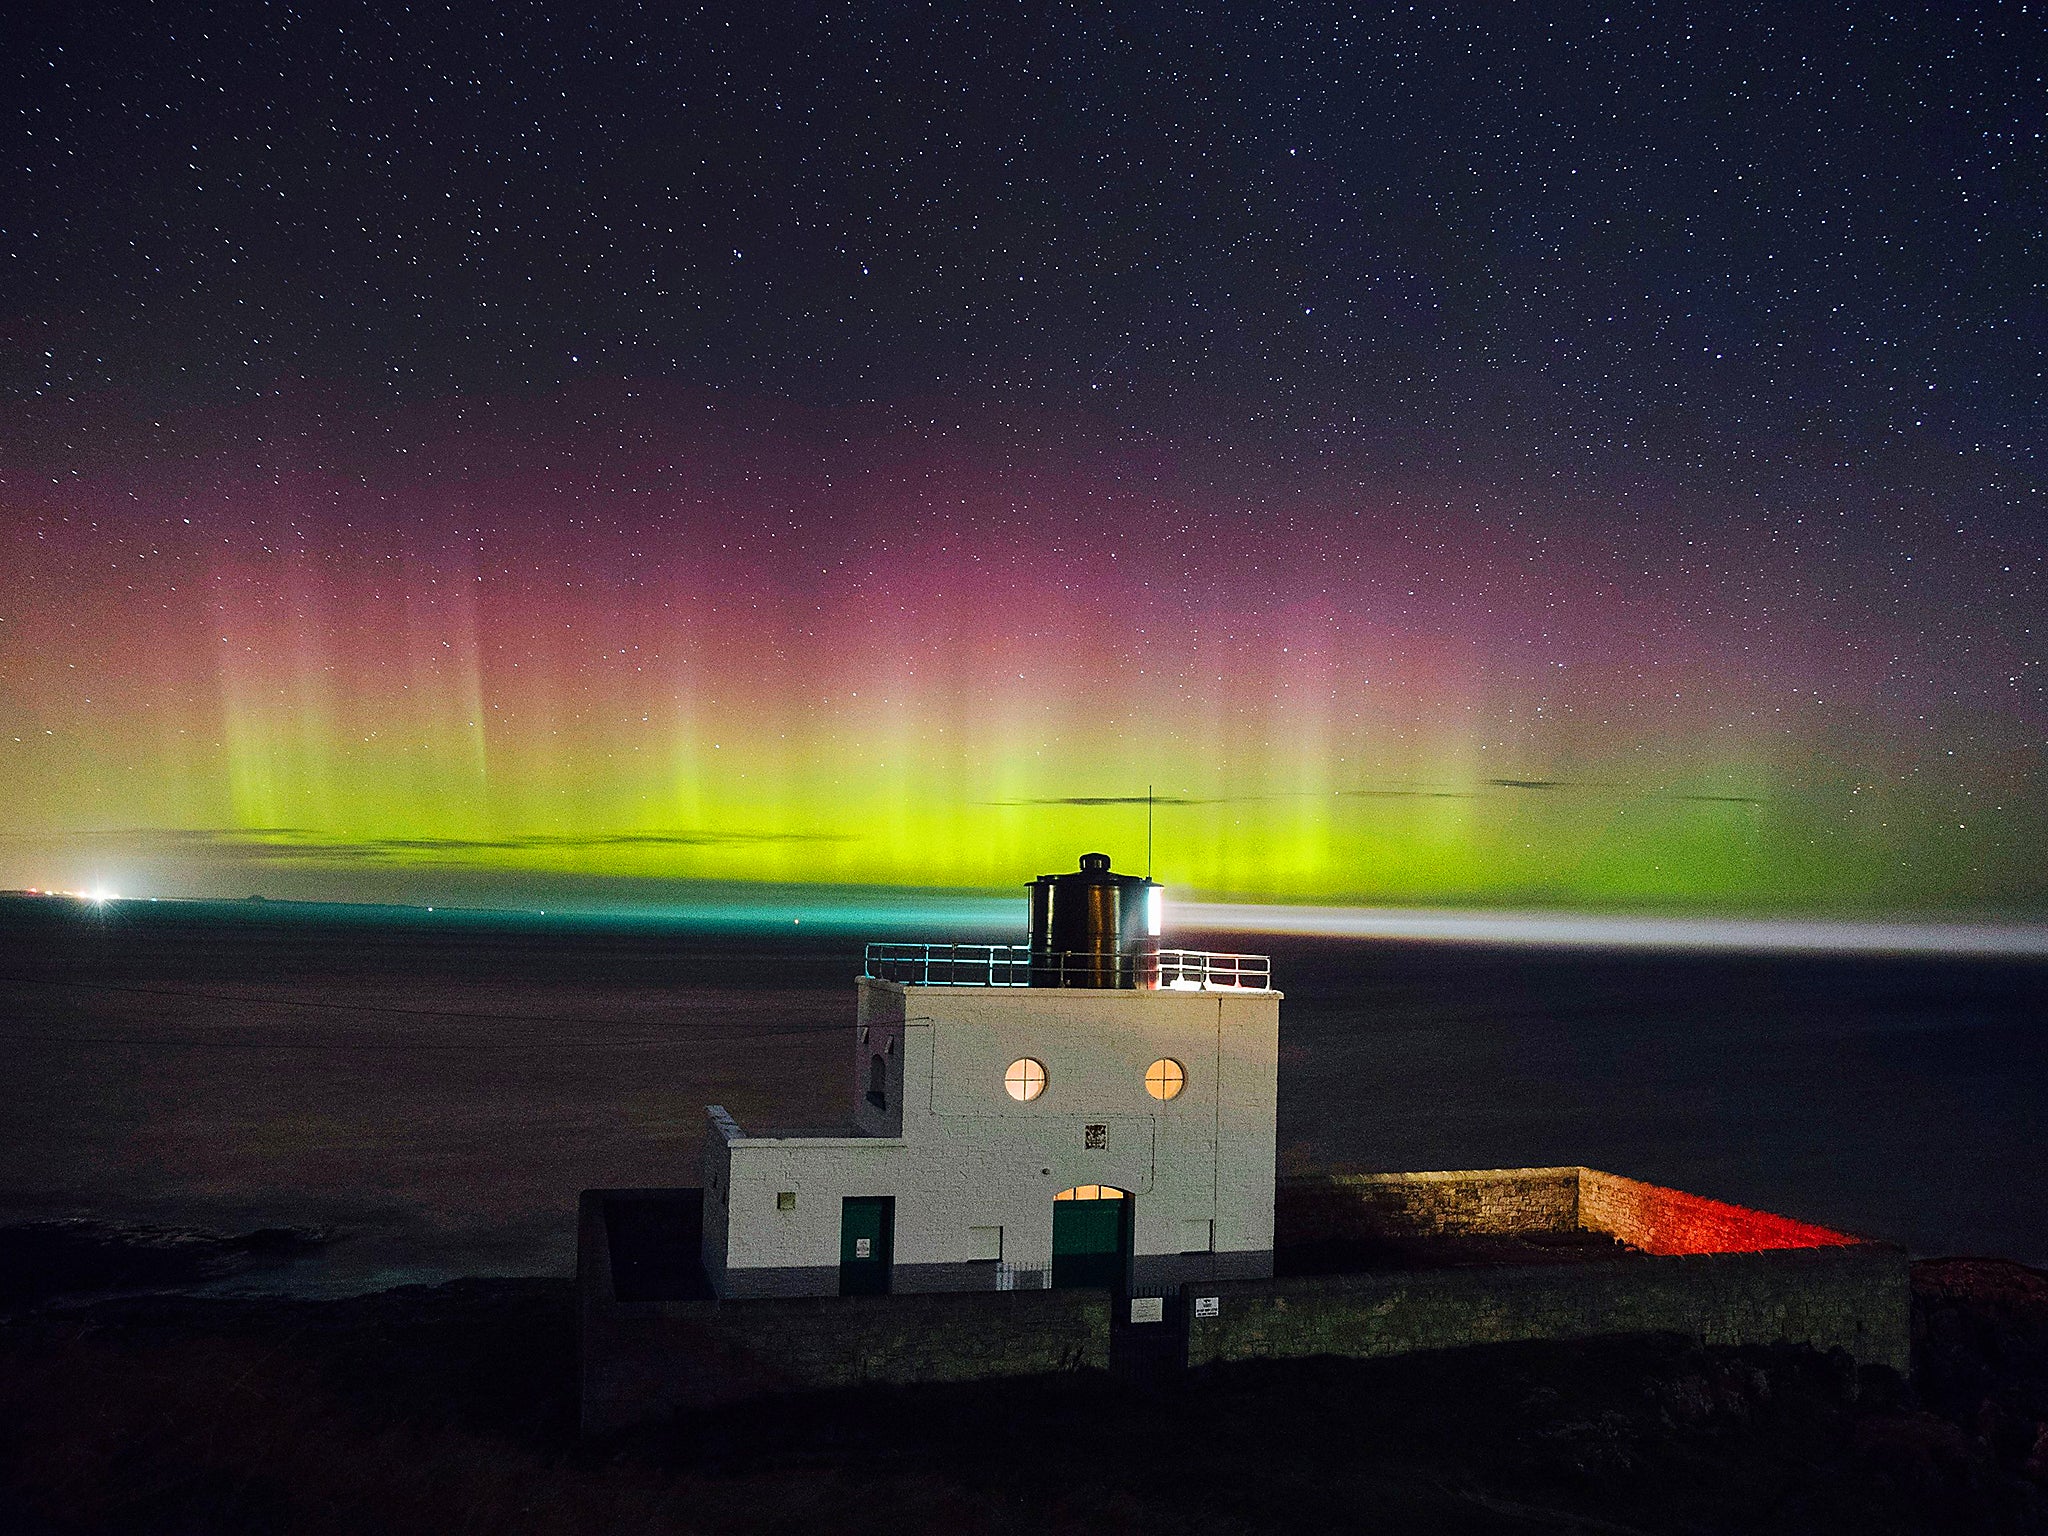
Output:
(1578, 1168), (1861, 1256)
(1279, 1168), (1580, 1245)
(1188, 1243), (1911, 1373)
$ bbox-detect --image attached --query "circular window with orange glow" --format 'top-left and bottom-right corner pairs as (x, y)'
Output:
(1004, 1057), (1047, 1102)
(1144, 1058), (1186, 1101)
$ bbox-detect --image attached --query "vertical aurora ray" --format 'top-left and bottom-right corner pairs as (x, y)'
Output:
(1, 389), (2041, 913)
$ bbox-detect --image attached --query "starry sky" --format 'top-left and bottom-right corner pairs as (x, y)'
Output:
(2, 3), (2043, 913)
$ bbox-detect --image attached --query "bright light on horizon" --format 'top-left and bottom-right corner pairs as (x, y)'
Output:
(70, 886), (122, 906)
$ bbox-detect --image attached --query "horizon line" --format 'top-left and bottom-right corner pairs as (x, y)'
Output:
(5, 888), (2045, 959)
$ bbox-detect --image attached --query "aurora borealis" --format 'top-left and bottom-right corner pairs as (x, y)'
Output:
(3, 6), (2043, 914)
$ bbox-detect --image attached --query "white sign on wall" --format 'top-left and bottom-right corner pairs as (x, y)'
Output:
(1193, 1295), (1220, 1318)
(1129, 1296), (1164, 1323)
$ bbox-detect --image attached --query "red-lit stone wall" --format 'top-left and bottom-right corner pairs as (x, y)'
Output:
(1577, 1169), (1860, 1256)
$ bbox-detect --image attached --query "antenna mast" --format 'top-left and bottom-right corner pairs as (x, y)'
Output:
(1146, 784), (1154, 878)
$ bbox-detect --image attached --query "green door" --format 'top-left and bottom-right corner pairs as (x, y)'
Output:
(1051, 1191), (1129, 1289)
(839, 1196), (894, 1296)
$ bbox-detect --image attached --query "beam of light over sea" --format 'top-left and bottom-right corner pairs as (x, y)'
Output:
(1183, 904), (2048, 958)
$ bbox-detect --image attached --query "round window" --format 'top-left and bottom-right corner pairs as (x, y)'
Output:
(1144, 1057), (1186, 1101)
(1004, 1057), (1047, 1102)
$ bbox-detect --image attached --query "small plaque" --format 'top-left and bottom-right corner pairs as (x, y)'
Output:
(1083, 1123), (1108, 1150)
(1194, 1295), (1221, 1319)
(776, 1191), (796, 1211)
(854, 1237), (872, 1258)
(1129, 1296), (1164, 1324)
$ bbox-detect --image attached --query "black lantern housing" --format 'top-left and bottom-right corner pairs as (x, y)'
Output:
(1026, 853), (1160, 988)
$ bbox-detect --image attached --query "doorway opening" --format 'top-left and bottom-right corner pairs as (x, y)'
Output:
(1051, 1185), (1131, 1290)
(839, 1195), (894, 1296)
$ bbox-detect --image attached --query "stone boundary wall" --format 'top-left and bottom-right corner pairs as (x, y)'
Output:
(1245, 1169), (1908, 1374)
(1578, 1167), (1861, 1255)
(1281, 1168), (1871, 1257)
(580, 1174), (1911, 1432)
(1187, 1242), (1910, 1373)
(580, 1191), (1110, 1432)
(1279, 1167), (1581, 1245)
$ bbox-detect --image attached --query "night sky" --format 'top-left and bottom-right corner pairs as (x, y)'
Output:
(3, 3), (2042, 911)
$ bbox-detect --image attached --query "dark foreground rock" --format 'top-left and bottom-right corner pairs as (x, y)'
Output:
(0, 1260), (2044, 1534)
(0, 1219), (327, 1310)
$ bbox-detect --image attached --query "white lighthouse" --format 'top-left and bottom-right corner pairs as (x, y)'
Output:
(699, 854), (1280, 1298)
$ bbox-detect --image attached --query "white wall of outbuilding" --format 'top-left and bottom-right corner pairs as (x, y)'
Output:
(702, 977), (1279, 1297)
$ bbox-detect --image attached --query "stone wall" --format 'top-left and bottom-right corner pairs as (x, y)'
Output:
(1279, 1167), (1581, 1246)
(1578, 1167), (1861, 1255)
(1237, 1169), (1909, 1374)
(1186, 1243), (1911, 1373)
(584, 1288), (1112, 1432)
(582, 1172), (1912, 1433)
(1278, 1167), (1869, 1257)
(581, 1191), (1110, 1432)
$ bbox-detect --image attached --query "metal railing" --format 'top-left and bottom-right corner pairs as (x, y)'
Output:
(863, 943), (1032, 986)
(862, 942), (1271, 991)
(1158, 948), (1272, 990)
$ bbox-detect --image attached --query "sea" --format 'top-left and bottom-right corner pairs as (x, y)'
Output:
(1, 894), (2043, 1296)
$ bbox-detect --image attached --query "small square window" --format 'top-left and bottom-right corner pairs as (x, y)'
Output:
(776, 1191), (796, 1212)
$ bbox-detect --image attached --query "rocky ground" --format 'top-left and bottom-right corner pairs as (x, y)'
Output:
(0, 1239), (2044, 1533)
(0, 1218), (327, 1311)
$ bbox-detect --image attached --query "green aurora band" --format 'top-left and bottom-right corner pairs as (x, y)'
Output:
(4, 396), (2041, 916)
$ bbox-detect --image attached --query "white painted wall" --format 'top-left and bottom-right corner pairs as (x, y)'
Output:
(702, 977), (1280, 1297)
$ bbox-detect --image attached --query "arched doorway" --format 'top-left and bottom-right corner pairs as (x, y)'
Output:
(1051, 1185), (1131, 1289)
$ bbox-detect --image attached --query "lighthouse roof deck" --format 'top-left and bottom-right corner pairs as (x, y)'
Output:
(861, 941), (1273, 991)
